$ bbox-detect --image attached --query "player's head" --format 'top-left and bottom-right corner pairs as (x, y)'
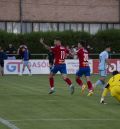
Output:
(54, 38), (61, 46)
(66, 45), (69, 49)
(0, 46), (3, 52)
(9, 44), (13, 48)
(105, 45), (111, 52)
(78, 40), (86, 48)
(112, 70), (119, 76)
(21, 47), (26, 52)
(20, 44), (27, 49)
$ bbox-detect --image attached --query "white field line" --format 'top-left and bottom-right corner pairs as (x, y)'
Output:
(0, 94), (52, 96)
(0, 117), (20, 129)
(8, 118), (119, 122)
(0, 93), (55, 97)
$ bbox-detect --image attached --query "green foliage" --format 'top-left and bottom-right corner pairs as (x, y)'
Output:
(93, 29), (120, 52)
(0, 29), (120, 53)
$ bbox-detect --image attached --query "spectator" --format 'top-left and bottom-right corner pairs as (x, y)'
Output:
(87, 44), (93, 53)
(0, 46), (7, 76)
(6, 44), (16, 60)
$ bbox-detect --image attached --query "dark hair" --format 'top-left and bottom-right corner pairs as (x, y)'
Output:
(21, 47), (26, 50)
(0, 46), (2, 50)
(112, 71), (119, 76)
(54, 37), (61, 41)
(105, 44), (111, 49)
(79, 40), (87, 48)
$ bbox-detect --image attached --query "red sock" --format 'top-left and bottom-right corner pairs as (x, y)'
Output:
(76, 77), (83, 87)
(87, 81), (93, 91)
(64, 78), (72, 86)
(49, 77), (54, 88)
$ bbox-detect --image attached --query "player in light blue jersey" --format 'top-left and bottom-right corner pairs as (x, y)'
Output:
(93, 45), (113, 88)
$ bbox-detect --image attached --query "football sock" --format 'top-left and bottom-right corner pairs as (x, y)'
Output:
(95, 80), (105, 88)
(95, 80), (103, 86)
(29, 69), (31, 73)
(49, 77), (54, 89)
(76, 77), (83, 87)
(87, 81), (93, 91)
(64, 78), (72, 86)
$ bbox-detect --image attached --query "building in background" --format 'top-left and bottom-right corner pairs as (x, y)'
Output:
(0, 0), (120, 34)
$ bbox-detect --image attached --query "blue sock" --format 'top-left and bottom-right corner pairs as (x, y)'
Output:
(29, 69), (31, 73)
(95, 80), (103, 87)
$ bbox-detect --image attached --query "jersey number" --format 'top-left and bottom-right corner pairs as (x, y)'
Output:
(61, 51), (65, 59)
(84, 54), (88, 62)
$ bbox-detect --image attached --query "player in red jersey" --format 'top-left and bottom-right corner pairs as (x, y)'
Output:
(75, 41), (94, 96)
(40, 38), (74, 94)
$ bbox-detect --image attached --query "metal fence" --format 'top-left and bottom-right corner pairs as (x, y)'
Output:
(7, 53), (120, 59)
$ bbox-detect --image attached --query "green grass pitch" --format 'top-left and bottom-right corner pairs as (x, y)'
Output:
(0, 74), (120, 129)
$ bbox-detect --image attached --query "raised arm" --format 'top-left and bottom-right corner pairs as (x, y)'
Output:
(40, 38), (51, 50)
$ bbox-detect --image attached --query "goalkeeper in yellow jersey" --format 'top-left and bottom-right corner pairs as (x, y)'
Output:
(100, 71), (120, 104)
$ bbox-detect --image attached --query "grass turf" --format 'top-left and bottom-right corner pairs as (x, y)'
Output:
(0, 74), (120, 129)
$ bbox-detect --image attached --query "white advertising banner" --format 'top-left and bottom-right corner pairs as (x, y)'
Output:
(4, 59), (93, 74)
(4, 60), (49, 74)
(117, 60), (120, 71)
(65, 59), (93, 74)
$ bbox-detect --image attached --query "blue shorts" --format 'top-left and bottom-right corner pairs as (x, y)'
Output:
(76, 67), (90, 77)
(51, 64), (67, 74)
(99, 70), (107, 77)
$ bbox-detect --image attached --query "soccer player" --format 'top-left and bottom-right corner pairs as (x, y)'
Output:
(100, 71), (120, 104)
(74, 41), (94, 96)
(40, 38), (74, 94)
(6, 44), (16, 60)
(93, 45), (113, 89)
(0, 46), (7, 76)
(19, 47), (31, 76)
(17, 44), (27, 59)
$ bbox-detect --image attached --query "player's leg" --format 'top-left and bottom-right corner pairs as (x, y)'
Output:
(49, 63), (53, 71)
(94, 70), (106, 89)
(62, 74), (74, 95)
(48, 65), (58, 94)
(113, 95), (120, 102)
(75, 69), (86, 94)
(76, 69), (83, 87)
(49, 72), (56, 94)
(0, 65), (3, 76)
(60, 64), (74, 94)
(22, 62), (26, 74)
(85, 67), (94, 96)
(26, 61), (32, 75)
(86, 76), (94, 96)
(111, 86), (120, 102)
(0, 62), (4, 76)
(1, 66), (4, 76)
